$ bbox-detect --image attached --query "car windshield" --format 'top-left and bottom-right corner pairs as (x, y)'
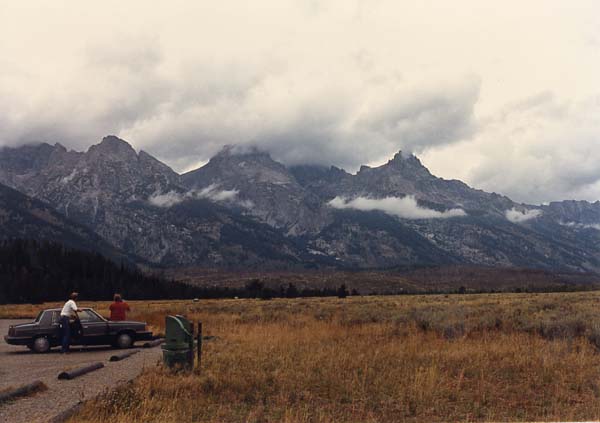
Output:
(33, 310), (44, 323)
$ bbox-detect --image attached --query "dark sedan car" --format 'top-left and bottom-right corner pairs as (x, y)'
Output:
(4, 308), (153, 353)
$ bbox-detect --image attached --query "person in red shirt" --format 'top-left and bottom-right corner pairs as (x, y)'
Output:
(109, 294), (130, 321)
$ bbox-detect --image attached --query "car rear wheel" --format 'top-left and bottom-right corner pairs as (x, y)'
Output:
(32, 337), (50, 353)
(116, 333), (133, 349)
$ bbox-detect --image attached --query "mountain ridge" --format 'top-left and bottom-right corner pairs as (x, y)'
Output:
(2, 136), (600, 272)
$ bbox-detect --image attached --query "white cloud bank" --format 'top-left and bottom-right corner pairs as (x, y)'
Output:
(148, 184), (239, 208)
(329, 196), (466, 220)
(1, 1), (600, 203)
(560, 221), (600, 231)
(505, 208), (543, 223)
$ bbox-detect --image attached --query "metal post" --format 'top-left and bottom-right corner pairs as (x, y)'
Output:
(197, 321), (202, 371)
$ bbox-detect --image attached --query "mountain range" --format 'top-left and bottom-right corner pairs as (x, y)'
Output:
(2, 135), (600, 272)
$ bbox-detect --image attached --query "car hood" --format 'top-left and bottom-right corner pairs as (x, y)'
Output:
(12, 321), (37, 329)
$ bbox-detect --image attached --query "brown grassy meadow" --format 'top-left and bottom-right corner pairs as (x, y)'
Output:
(5, 292), (600, 422)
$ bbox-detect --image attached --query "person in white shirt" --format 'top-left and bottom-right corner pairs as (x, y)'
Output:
(60, 292), (80, 353)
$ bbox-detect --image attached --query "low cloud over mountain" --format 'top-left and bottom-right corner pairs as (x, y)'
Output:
(329, 196), (467, 220)
(505, 208), (542, 224)
(148, 184), (239, 208)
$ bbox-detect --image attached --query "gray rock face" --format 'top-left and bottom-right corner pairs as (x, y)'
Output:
(0, 136), (182, 261)
(334, 152), (514, 214)
(182, 146), (328, 235)
(542, 200), (600, 224)
(0, 182), (126, 262)
(0, 138), (316, 267)
(2, 136), (600, 272)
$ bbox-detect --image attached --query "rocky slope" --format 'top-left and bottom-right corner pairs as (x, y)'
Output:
(0, 182), (126, 262)
(182, 146), (328, 235)
(0, 137), (309, 267)
(2, 136), (600, 272)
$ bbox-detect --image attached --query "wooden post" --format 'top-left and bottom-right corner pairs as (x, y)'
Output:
(189, 321), (195, 369)
(197, 321), (202, 371)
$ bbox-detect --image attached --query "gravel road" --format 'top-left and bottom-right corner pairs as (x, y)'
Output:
(0, 319), (162, 423)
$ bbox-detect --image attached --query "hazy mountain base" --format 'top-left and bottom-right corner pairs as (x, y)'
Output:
(164, 265), (600, 295)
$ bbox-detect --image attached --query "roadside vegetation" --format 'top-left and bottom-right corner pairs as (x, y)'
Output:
(5, 292), (600, 421)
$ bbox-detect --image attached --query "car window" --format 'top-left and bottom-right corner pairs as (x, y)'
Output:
(51, 311), (60, 324)
(79, 310), (103, 323)
(34, 310), (44, 323)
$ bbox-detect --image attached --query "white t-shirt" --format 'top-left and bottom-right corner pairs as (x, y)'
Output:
(60, 299), (78, 317)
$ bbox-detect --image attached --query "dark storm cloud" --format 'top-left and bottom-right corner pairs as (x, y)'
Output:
(1, 0), (599, 202)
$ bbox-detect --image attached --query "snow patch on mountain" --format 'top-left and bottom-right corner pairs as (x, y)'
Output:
(60, 169), (78, 184)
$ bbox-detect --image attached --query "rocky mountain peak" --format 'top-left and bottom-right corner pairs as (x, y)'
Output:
(189, 144), (291, 186)
(385, 150), (430, 174)
(4, 137), (600, 272)
(211, 144), (274, 165)
(87, 135), (137, 161)
(53, 143), (67, 152)
(390, 150), (406, 162)
(182, 144), (327, 235)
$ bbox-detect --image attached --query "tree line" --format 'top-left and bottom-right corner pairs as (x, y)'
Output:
(0, 240), (355, 304)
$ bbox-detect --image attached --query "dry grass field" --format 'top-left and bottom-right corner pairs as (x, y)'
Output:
(5, 292), (600, 422)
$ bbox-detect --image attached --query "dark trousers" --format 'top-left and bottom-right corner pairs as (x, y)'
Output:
(60, 315), (71, 353)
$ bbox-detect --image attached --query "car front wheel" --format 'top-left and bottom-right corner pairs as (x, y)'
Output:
(116, 333), (133, 349)
(32, 337), (50, 353)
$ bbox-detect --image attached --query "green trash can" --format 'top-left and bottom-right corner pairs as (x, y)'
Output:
(162, 315), (194, 370)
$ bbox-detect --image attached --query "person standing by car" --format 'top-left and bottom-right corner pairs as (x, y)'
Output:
(109, 294), (130, 321)
(60, 292), (80, 353)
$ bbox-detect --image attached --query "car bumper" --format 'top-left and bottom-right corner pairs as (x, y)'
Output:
(136, 331), (154, 341)
(4, 335), (31, 346)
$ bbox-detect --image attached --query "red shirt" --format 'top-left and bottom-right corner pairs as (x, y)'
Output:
(109, 302), (130, 321)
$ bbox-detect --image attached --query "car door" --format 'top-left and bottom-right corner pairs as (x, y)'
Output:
(49, 310), (61, 341)
(78, 310), (109, 345)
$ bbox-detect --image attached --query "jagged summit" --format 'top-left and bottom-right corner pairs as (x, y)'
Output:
(210, 144), (273, 163)
(3, 135), (600, 271)
(88, 135), (137, 159)
(385, 150), (428, 171)
(101, 134), (130, 145)
(390, 150), (406, 162)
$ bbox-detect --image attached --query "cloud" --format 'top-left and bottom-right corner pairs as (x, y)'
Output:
(559, 221), (600, 231)
(117, 64), (480, 173)
(424, 92), (600, 204)
(329, 195), (467, 219)
(0, 1), (482, 174)
(148, 191), (185, 208)
(1, 1), (599, 204)
(198, 185), (238, 202)
(148, 184), (239, 208)
(505, 208), (542, 223)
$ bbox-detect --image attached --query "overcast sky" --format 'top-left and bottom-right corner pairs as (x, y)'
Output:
(1, 1), (599, 204)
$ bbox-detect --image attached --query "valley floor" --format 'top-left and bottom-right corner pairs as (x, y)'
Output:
(4, 292), (600, 422)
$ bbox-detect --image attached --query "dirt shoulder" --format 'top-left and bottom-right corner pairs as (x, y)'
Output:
(0, 319), (161, 423)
